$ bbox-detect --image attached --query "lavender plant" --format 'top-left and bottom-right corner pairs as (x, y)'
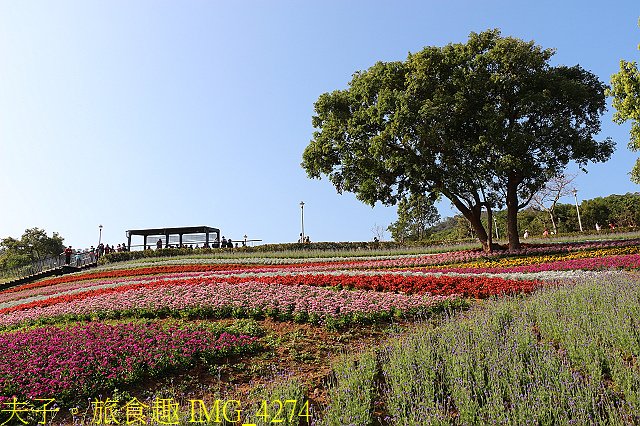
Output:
(377, 273), (640, 424)
(319, 351), (377, 426)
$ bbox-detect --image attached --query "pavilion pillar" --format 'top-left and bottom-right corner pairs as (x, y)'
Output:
(165, 233), (169, 248)
(127, 234), (132, 251)
(205, 232), (210, 247)
(179, 234), (183, 248)
(143, 235), (147, 251)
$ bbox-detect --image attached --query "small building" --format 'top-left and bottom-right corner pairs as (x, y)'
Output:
(126, 226), (221, 250)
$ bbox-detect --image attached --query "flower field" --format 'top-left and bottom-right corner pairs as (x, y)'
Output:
(0, 237), (639, 424)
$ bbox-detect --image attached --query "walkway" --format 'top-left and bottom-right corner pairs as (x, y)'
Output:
(0, 253), (98, 291)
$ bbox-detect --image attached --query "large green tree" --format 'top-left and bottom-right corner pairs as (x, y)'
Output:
(609, 18), (640, 183)
(302, 29), (614, 251)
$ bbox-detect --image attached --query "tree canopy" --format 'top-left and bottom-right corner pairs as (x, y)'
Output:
(302, 29), (614, 250)
(609, 18), (640, 183)
(0, 228), (65, 270)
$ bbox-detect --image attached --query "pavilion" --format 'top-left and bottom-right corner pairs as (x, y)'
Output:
(126, 226), (221, 250)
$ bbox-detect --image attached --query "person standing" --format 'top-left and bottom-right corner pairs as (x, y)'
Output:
(64, 246), (73, 265)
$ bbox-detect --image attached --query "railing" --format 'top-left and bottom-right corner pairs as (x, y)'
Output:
(0, 252), (97, 283)
(68, 251), (98, 268)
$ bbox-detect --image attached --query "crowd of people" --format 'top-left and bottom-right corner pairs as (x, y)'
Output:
(62, 236), (250, 264)
(62, 242), (130, 265)
(154, 236), (239, 249)
(60, 233), (271, 265)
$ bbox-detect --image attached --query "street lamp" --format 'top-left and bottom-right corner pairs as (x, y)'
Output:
(299, 201), (305, 243)
(98, 225), (103, 246)
(572, 189), (583, 232)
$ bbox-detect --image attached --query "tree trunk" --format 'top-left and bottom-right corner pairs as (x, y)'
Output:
(486, 205), (493, 249)
(445, 192), (495, 252)
(506, 179), (521, 250)
(549, 210), (557, 235)
(457, 204), (490, 251)
(465, 210), (491, 251)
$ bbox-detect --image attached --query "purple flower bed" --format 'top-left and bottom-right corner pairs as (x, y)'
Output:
(0, 322), (259, 401)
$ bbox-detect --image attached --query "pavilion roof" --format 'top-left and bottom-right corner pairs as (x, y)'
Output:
(126, 226), (220, 237)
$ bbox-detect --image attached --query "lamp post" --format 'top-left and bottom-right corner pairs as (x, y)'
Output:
(572, 189), (583, 232)
(98, 225), (103, 246)
(300, 201), (305, 243)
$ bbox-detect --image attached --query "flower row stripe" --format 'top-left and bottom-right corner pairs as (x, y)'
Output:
(402, 253), (640, 274)
(0, 281), (458, 329)
(0, 273), (542, 316)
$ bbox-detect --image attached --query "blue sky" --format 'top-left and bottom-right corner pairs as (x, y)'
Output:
(0, 1), (639, 249)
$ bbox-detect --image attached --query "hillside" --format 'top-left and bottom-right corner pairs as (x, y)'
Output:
(1, 239), (640, 425)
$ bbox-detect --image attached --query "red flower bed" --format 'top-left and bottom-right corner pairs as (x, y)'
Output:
(222, 274), (541, 298)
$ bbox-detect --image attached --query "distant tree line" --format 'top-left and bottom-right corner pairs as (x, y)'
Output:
(389, 192), (640, 242)
(0, 228), (65, 271)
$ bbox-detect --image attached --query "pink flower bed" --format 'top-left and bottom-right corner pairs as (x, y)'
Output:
(0, 280), (456, 329)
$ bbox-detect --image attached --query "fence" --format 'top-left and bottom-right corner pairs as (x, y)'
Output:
(0, 251), (97, 283)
